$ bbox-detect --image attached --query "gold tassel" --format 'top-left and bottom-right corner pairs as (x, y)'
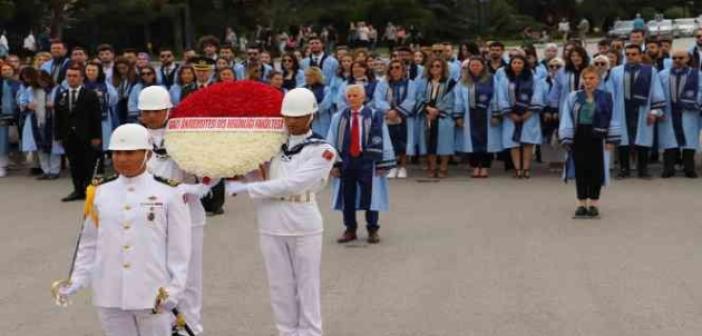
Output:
(83, 184), (99, 227)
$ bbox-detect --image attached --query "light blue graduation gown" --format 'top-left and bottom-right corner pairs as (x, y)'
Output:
(497, 75), (545, 148)
(548, 68), (583, 111)
(657, 68), (702, 150)
(373, 79), (417, 155)
(454, 79), (502, 153)
(300, 54), (339, 86)
(20, 86), (65, 155)
(559, 90), (621, 185)
(415, 78), (459, 155)
(605, 65), (666, 147)
(327, 107), (395, 212)
(234, 63), (273, 82)
(0, 80), (19, 156)
(306, 85), (334, 137)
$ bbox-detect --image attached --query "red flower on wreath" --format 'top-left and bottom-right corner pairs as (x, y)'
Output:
(171, 80), (284, 118)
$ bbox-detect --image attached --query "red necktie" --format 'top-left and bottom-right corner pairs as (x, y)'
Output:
(350, 110), (361, 157)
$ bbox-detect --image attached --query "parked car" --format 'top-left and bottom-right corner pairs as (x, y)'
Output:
(608, 20), (634, 39)
(673, 18), (698, 37)
(648, 19), (677, 38)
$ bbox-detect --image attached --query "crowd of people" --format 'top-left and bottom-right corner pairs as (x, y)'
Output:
(1, 28), (701, 212)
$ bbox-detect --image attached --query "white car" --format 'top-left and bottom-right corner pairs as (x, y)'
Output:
(673, 18), (698, 37)
(648, 19), (677, 38)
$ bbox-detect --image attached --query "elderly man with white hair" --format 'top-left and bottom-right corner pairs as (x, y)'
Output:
(327, 84), (395, 244)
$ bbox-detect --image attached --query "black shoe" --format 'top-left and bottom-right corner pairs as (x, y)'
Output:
(661, 170), (675, 178)
(573, 206), (588, 218)
(367, 230), (380, 244)
(36, 174), (50, 180)
(47, 174), (60, 180)
(61, 192), (85, 202)
(638, 172), (653, 180)
(685, 171), (699, 179)
(209, 208), (224, 216)
(337, 229), (358, 243)
(587, 206), (599, 218)
(616, 170), (630, 179)
(29, 167), (43, 176)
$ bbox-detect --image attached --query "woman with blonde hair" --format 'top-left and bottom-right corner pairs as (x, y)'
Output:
(304, 66), (333, 136)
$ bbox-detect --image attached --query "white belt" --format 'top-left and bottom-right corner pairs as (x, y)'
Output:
(278, 192), (315, 203)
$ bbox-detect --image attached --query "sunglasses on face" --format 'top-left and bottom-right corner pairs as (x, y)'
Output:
(672, 56), (686, 60)
(625, 53), (639, 57)
(594, 62), (607, 66)
(549, 65), (561, 69)
(282, 59), (293, 63)
(160, 54), (172, 58)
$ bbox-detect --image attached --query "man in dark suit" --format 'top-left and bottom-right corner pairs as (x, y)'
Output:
(55, 64), (102, 201)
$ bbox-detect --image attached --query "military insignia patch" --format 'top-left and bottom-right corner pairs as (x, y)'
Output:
(322, 150), (334, 161)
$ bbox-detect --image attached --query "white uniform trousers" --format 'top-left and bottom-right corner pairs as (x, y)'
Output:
(259, 233), (323, 336)
(97, 307), (171, 336)
(178, 225), (204, 334)
(38, 152), (61, 175)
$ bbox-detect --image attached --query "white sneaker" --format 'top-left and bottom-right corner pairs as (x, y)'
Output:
(397, 167), (408, 179)
(387, 168), (398, 179)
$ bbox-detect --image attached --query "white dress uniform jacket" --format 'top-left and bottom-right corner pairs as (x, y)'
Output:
(70, 172), (191, 310)
(247, 131), (337, 236)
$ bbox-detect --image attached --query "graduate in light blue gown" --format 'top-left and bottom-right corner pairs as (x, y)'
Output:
(605, 44), (666, 178)
(657, 50), (702, 178)
(83, 62), (118, 152)
(302, 67), (333, 137)
(497, 55), (545, 178)
(454, 57), (502, 178)
(20, 70), (64, 178)
(299, 37), (339, 86)
(0, 64), (20, 176)
(327, 84), (395, 243)
(559, 67), (621, 218)
(168, 64), (196, 106)
(328, 54), (353, 115)
(645, 39), (672, 72)
(373, 59), (416, 179)
(111, 57), (137, 125)
(416, 58), (459, 178)
(335, 61), (379, 113)
(548, 45), (590, 113)
(128, 65), (161, 123)
(235, 45), (273, 82)
(280, 52), (305, 91)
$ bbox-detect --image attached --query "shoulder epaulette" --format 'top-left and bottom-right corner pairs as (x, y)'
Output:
(92, 175), (117, 186)
(154, 175), (181, 187)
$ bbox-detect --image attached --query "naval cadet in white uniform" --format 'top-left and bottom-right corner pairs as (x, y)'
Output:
(138, 85), (214, 335)
(54, 123), (192, 336)
(226, 88), (336, 336)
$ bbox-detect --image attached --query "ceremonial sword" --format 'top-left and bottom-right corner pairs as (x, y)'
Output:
(51, 159), (102, 306)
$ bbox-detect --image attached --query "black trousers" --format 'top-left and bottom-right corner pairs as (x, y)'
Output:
(664, 148), (697, 174)
(618, 145), (649, 174)
(573, 125), (604, 200)
(468, 152), (493, 168)
(341, 157), (379, 231)
(64, 132), (99, 196)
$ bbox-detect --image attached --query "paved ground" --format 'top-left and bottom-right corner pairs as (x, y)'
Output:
(1, 162), (702, 336)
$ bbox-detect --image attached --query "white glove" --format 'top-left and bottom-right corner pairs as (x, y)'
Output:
(225, 181), (248, 196)
(54, 281), (81, 307)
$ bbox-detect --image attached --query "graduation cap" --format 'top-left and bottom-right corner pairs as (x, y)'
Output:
(191, 57), (215, 71)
